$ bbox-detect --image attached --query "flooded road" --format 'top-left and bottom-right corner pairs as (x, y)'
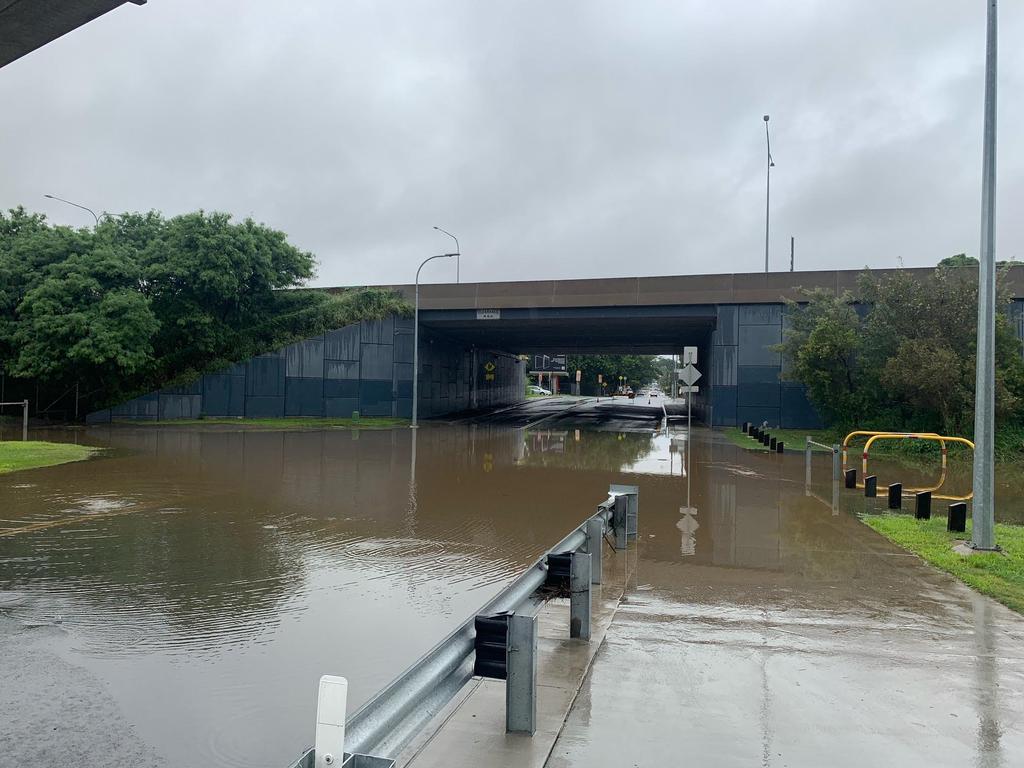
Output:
(1, 410), (1023, 767)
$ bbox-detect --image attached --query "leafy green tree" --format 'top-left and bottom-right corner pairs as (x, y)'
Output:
(779, 289), (864, 425)
(567, 354), (660, 394)
(938, 253), (979, 268)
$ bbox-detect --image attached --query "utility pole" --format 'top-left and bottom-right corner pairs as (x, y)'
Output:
(763, 115), (774, 274)
(972, 0), (998, 551)
(790, 236), (794, 272)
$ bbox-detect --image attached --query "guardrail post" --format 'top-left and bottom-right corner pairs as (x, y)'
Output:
(611, 495), (628, 549)
(506, 611), (538, 735)
(832, 445), (841, 482)
(610, 484), (639, 541)
(23, 399), (29, 441)
(844, 468), (857, 489)
(585, 516), (603, 584)
(569, 552), (592, 640)
(805, 437), (812, 486)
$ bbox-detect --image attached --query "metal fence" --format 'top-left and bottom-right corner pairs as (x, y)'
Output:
(287, 484), (639, 768)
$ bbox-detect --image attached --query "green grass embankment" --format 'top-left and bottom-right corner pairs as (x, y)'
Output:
(863, 514), (1024, 615)
(115, 417), (408, 430)
(723, 427), (833, 453)
(0, 441), (97, 474)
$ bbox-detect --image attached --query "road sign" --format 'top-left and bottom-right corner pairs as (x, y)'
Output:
(476, 309), (500, 320)
(484, 361), (496, 372)
(678, 363), (701, 386)
(683, 346), (698, 365)
(575, 369), (581, 383)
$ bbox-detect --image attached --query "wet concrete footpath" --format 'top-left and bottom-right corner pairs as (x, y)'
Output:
(543, 429), (1024, 767)
(2, 415), (1023, 766)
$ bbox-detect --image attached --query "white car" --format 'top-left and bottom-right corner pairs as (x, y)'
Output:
(527, 385), (552, 396)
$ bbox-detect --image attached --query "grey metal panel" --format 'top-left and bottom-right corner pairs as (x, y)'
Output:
(394, 362), (413, 382)
(324, 397), (360, 417)
(285, 342), (304, 378)
(160, 379), (202, 396)
(396, 380), (413, 399)
(359, 379), (393, 416)
(299, 337), (325, 378)
(360, 343), (394, 380)
(710, 345), (737, 386)
(396, 398), (412, 418)
(158, 394), (201, 420)
(202, 374), (233, 416)
(245, 395), (285, 418)
(738, 304), (782, 326)
(736, 405), (780, 428)
(737, 365), (781, 385)
(737, 381), (781, 408)
(85, 409), (112, 424)
(711, 385), (737, 426)
(285, 377), (325, 417)
(111, 394), (158, 420)
(247, 356), (285, 396)
(324, 379), (359, 399)
(738, 325), (782, 366)
(394, 332), (414, 364)
(361, 317), (395, 344)
(714, 305), (738, 346)
(325, 325), (361, 361)
(325, 359), (360, 381)
(394, 316), (414, 331)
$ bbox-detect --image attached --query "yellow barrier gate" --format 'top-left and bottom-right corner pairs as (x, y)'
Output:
(841, 430), (974, 502)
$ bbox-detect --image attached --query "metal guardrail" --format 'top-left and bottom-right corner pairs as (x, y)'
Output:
(287, 484), (639, 768)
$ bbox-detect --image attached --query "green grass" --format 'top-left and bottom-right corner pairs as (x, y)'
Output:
(863, 514), (1024, 615)
(114, 417), (408, 430)
(0, 441), (97, 474)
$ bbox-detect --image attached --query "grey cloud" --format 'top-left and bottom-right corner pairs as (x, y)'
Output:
(0, 1), (1019, 286)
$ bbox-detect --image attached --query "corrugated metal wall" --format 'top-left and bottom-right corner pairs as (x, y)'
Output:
(87, 316), (526, 423)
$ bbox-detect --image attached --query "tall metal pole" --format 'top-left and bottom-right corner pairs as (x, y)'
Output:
(43, 194), (99, 225)
(433, 226), (461, 283)
(411, 253), (456, 428)
(763, 115), (773, 274)
(22, 399), (29, 442)
(972, 0), (998, 551)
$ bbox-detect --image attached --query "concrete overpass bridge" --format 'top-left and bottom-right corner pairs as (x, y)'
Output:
(373, 266), (1024, 428)
(91, 267), (1024, 430)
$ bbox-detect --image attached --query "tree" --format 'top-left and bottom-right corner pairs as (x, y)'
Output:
(779, 289), (864, 425)
(567, 354), (660, 395)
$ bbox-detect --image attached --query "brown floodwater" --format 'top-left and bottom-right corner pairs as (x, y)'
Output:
(0, 417), (1021, 767)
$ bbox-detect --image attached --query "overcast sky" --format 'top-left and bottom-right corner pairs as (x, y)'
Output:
(1, 1), (1020, 287)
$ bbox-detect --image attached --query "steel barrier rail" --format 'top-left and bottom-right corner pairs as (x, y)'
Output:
(287, 485), (638, 768)
(804, 437), (841, 486)
(861, 433), (975, 502)
(841, 430), (942, 469)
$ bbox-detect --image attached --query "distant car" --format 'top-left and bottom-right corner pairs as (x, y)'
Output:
(527, 385), (552, 396)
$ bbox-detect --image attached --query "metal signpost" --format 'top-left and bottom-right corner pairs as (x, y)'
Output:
(972, 0), (998, 551)
(678, 362), (701, 439)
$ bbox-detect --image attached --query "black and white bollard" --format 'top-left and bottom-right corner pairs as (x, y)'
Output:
(845, 468), (857, 489)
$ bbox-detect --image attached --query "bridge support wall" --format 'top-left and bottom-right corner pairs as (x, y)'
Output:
(87, 316), (525, 423)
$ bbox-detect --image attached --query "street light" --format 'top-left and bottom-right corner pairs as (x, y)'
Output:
(972, 0), (999, 551)
(43, 193), (99, 225)
(411, 252), (458, 428)
(433, 226), (461, 283)
(762, 115), (774, 274)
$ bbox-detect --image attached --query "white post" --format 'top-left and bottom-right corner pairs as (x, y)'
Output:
(972, 0), (998, 551)
(22, 399), (28, 442)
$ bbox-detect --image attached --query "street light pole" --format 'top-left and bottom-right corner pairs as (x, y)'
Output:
(972, 0), (999, 551)
(433, 226), (461, 283)
(44, 194), (100, 225)
(412, 253), (457, 428)
(763, 115), (774, 274)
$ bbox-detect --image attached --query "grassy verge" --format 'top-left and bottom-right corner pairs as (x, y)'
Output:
(0, 441), (97, 474)
(863, 514), (1024, 615)
(114, 417), (408, 430)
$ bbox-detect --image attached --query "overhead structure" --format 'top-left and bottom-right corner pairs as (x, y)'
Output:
(0, 0), (146, 69)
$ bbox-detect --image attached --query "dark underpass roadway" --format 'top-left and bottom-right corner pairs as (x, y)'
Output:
(453, 395), (670, 431)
